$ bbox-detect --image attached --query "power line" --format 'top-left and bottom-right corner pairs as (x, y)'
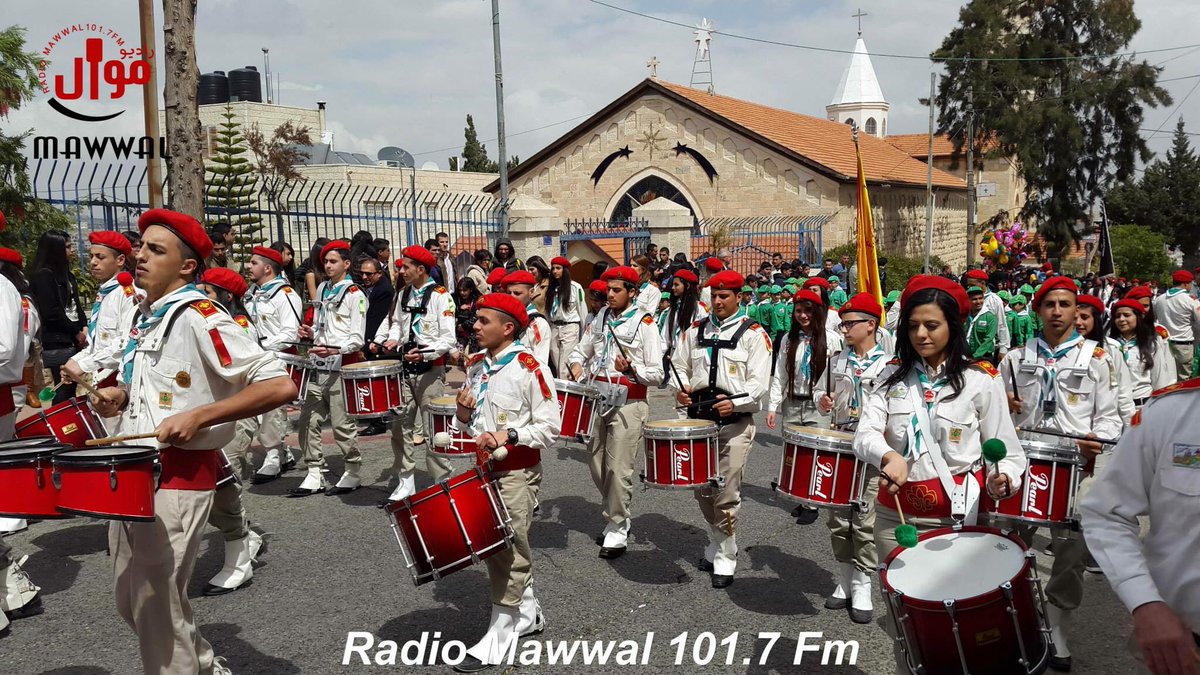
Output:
(586, 0), (1200, 63)
(411, 113), (592, 157)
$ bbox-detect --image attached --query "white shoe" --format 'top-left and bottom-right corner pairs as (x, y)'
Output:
(203, 531), (260, 595)
(0, 518), (27, 535)
(848, 569), (874, 623)
(255, 449), (282, 480)
(601, 520), (630, 549)
(1046, 604), (1072, 659)
(387, 472), (416, 502)
(212, 655), (234, 675)
(288, 466), (326, 497)
(825, 562), (854, 610)
(0, 556), (40, 613)
(516, 586), (546, 637)
(327, 463), (361, 494)
(465, 605), (520, 665)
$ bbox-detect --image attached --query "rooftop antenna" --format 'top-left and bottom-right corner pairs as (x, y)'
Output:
(690, 18), (715, 94)
(262, 47), (272, 103)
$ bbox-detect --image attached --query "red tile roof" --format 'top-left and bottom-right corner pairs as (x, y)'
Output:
(885, 134), (958, 158)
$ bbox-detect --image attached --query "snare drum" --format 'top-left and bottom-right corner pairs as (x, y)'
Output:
(773, 426), (866, 509)
(278, 353), (311, 404)
(554, 379), (598, 445)
(341, 360), (404, 419)
(52, 446), (160, 521)
(0, 437), (69, 519)
(15, 396), (109, 448)
(881, 526), (1051, 675)
(385, 466), (513, 585)
(983, 434), (1083, 530)
(427, 396), (475, 459)
(641, 419), (720, 489)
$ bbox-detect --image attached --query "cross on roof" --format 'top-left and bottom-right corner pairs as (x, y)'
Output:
(646, 55), (660, 78)
(853, 8), (868, 36)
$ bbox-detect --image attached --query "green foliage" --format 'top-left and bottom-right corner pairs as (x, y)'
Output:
(205, 104), (262, 262)
(1110, 224), (1172, 284)
(823, 242), (947, 294)
(1106, 118), (1200, 258)
(244, 120), (312, 242)
(460, 115), (519, 173)
(932, 1), (1170, 258)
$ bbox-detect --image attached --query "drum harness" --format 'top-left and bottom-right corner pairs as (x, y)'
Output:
(688, 316), (754, 425)
(309, 280), (358, 371)
(249, 279), (302, 344)
(397, 280), (444, 378)
(583, 306), (636, 418)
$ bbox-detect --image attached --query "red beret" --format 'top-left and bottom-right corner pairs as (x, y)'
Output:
(0, 247), (21, 266)
(1112, 299), (1146, 316)
(550, 256), (571, 268)
(138, 208), (212, 260)
(673, 269), (699, 285)
(251, 245), (283, 266)
(706, 270), (745, 290)
(1172, 270), (1194, 284)
(1076, 294), (1105, 316)
(1042, 262), (1054, 271)
(839, 292), (882, 319)
(476, 292), (529, 330)
(320, 240), (350, 262)
(901, 275), (970, 320)
(0, 210), (6, 232)
(588, 279), (609, 294)
(794, 289), (825, 307)
(202, 268), (248, 298)
(501, 270), (537, 288)
(402, 245), (436, 270)
(486, 267), (507, 286)
(89, 231), (132, 257)
(803, 277), (830, 291)
(1124, 285), (1152, 301)
(601, 266), (639, 286)
(1033, 276), (1077, 309)
(703, 257), (725, 273)
(965, 269), (989, 282)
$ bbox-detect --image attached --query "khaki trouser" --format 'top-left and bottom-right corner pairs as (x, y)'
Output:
(224, 407), (287, 478)
(550, 323), (580, 378)
(300, 370), (361, 468)
(207, 482), (249, 542)
(828, 466), (880, 574)
(389, 369), (453, 481)
(589, 399), (648, 528)
(695, 417), (755, 535)
(486, 465), (540, 607)
(781, 398), (830, 429)
(111, 488), (216, 675)
(1169, 341), (1194, 381)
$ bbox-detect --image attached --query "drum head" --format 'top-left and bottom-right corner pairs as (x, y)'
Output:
(0, 436), (60, 449)
(428, 396), (458, 414)
(0, 438), (62, 463)
(885, 528), (1026, 602)
(554, 379), (599, 397)
(52, 445), (159, 465)
(1020, 433), (1081, 463)
(343, 359), (402, 376)
(783, 425), (855, 448)
(643, 418), (718, 439)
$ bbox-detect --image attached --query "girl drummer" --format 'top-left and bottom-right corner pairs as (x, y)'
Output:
(767, 289), (842, 429)
(1106, 298), (1176, 421)
(658, 269), (708, 380)
(1077, 293), (1135, 423)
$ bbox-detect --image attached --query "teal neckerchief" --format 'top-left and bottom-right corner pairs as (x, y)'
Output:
(907, 359), (950, 459)
(120, 284), (199, 385)
(470, 343), (524, 426)
(1035, 331), (1083, 415)
(846, 344), (885, 412)
(87, 277), (120, 339)
(706, 307), (747, 360)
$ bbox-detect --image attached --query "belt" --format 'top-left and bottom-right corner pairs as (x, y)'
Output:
(877, 469), (985, 518)
(1134, 396), (1148, 406)
(488, 444), (541, 473)
(789, 394), (814, 402)
(158, 447), (223, 491)
(551, 320), (573, 326)
(596, 375), (647, 400)
(1170, 340), (1193, 345)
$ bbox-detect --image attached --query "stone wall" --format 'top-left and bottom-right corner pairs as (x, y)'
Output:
(828, 184), (969, 269)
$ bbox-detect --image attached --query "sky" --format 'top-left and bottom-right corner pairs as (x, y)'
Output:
(8, 0), (1200, 173)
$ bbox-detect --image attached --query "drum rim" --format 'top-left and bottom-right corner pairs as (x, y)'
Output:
(1023, 446), (1085, 465)
(55, 505), (155, 522)
(340, 361), (404, 378)
(643, 423), (719, 440)
(426, 401), (458, 415)
(385, 466), (489, 513)
(554, 378), (599, 396)
(0, 446), (61, 464)
(51, 445), (160, 466)
(0, 509), (71, 520)
(880, 525), (1030, 603)
(19, 395), (97, 416)
(782, 425), (855, 450)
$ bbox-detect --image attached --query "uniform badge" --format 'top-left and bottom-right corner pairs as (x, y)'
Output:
(159, 392), (173, 409)
(848, 407), (859, 419)
(949, 427), (963, 443)
(888, 385), (907, 399)
(1067, 393), (1079, 406)
(1172, 443), (1199, 468)
(924, 389), (935, 403)
(727, 363), (738, 376)
(496, 411), (509, 425)
(175, 371), (191, 388)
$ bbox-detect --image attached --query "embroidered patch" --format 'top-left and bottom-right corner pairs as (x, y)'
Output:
(950, 427), (963, 443)
(191, 300), (219, 318)
(727, 362), (738, 376)
(443, 309), (454, 317)
(888, 385), (907, 399)
(642, 314), (654, 325)
(159, 392), (173, 408)
(496, 411), (509, 426)
(1172, 443), (1200, 468)
(1067, 393), (1079, 406)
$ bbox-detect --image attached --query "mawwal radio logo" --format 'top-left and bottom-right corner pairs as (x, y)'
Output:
(35, 23), (168, 160)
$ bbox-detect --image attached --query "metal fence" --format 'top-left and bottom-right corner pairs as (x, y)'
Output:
(560, 217), (650, 266)
(691, 215), (828, 274)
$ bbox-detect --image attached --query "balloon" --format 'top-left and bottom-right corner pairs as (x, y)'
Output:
(1000, 254), (1010, 264)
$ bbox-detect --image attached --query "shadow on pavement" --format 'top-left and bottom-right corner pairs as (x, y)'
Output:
(201, 622), (301, 674)
(727, 544), (833, 616)
(25, 522), (105, 597)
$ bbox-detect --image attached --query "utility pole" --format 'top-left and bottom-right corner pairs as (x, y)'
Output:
(924, 72), (935, 273)
(490, 0), (509, 235)
(138, 0), (163, 208)
(965, 84), (976, 267)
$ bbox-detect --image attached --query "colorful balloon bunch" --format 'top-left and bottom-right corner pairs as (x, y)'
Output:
(980, 222), (1030, 269)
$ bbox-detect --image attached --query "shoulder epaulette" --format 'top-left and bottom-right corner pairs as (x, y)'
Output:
(888, 357), (901, 365)
(972, 360), (1000, 378)
(642, 314), (654, 325)
(282, 286), (294, 294)
(190, 300), (220, 318)
(21, 297), (29, 309)
(234, 315), (250, 328)
(1149, 376), (1200, 400)
(1156, 325), (1170, 339)
(692, 319), (704, 328)
(122, 285), (135, 297)
(435, 286), (447, 294)
(518, 352), (540, 371)
(348, 285), (360, 293)
(1093, 346), (1106, 359)
(467, 352), (487, 367)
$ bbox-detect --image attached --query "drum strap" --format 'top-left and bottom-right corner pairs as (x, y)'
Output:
(697, 317), (753, 391)
(400, 280), (436, 345)
(263, 280), (302, 326)
(904, 369), (976, 523)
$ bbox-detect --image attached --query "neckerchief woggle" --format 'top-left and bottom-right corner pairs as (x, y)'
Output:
(470, 343), (523, 427)
(1035, 331), (1083, 417)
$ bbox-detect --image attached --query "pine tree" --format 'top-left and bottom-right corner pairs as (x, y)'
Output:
(461, 115), (494, 172)
(204, 104), (261, 262)
(1107, 118), (1200, 259)
(933, 0), (1171, 258)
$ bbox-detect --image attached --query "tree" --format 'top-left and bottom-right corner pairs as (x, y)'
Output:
(244, 121), (311, 241)
(933, 1), (1171, 258)
(1110, 224), (1172, 283)
(1106, 118), (1200, 258)
(162, 0), (205, 218)
(460, 114), (518, 173)
(204, 104), (262, 261)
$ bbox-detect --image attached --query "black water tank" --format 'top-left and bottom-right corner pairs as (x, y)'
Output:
(198, 71), (229, 105)
(228, 66), (262, 103)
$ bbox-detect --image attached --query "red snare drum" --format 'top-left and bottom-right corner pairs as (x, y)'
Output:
(773, 426), (866, 509)
(881, 527), (1051, 675)
(278, 353), (311, 404)
(427, 396), (475, 459)
(52, 446), (160, 522)
(341, 360), (403, 419)
(386, 466), (513, 585)
(641, 419), (720, 489)
(983, 435), (1083, 530)
(554, 379), (597, 445)
(0, 437), (69, 519)
(15, 396), (109, 448)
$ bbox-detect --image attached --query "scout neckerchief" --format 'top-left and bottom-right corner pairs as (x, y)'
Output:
(602, 303), (641, 369)
(705, 306), (747, 360)
(845, 343), (885, 413)
(1166, 287), (1187, 298)
(470, 342), (524, 427)
(87, 276), (120, 339)
(315, 277), (352, 336)
(401, 278), (436, 342)
(1034, 330), (1083, 419)
(906, 359), (951, 460)
(120, 284), (199, 385)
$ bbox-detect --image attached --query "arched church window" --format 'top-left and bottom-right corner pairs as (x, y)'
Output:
(865, 118), (877, 135)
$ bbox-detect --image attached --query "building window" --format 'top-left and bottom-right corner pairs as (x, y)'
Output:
(364, 201), (392, 221)
(865, 118), (877, 135)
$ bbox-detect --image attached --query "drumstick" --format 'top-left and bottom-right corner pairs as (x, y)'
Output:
(883, 474), (919, 549)
(674, 391), (750, 411)
(1008, 360), (1021, 402)
(85, 432), (159, 447)
(607, 325), (640, 383)
(1016, 426), (1117, 446)
(71, 375), (114, 404)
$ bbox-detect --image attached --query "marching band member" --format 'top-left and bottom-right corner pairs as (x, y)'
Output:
(486, 267), (506, 293)
(63, 231), (142, 385)
(568, 266), (664, 560)
(241, 245), (302, 482)
(1080, 378), (1200, 675)
(1107, 299), (1177, 422)
(1126, 285), (1173, 343)
(767, 289), (841, 430)
(659, 269), (708, 385)
(631, 255), (660, 317)
(291, 240), (367, 497)
(377, 246), (456, 502)
(584, 279), (607, 325)
(0, 248), (38, 418)
(90, 208), (294, 675)
(1078, 293), (1136, 424)
(502, 271), (551, 364)
(547, 257), (584, 376)
(1152, 270), (1200, 380)
(815, 293), (888, 623)
(1000, 276), (1123, 671)
(965, 269), (1012, 356)
(453, 293), (559, 672)
(672, 270), (772, 588)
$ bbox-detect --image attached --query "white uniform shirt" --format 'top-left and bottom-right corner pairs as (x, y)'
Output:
(0, 277), (25, 386)
(569, 304), (663, 384)
(658, 301), (709, 352)
(378, 279), (456, 360)
(455, 343), (561, 450)
(768, 328), (844, 412)
(885, 301), (901, 333)
(523, 307), (552, 364)
(246, 277), (301, 352)
(73, 275), (143, 373)
(20, 296), (40, 367)
(636, 281), (660, 317)
(1001, 336), (1123, 440)
(1108, 335), (1177, 403)
(1080, 387), (1200, 632)
(984, 291), (1011, 351)
(311, 279), (367, 366)
(118, 287), (287, 448)
(1152, 288), (1200, 342)
(548, 280), (585, 325)
(671, 309), (772, 414)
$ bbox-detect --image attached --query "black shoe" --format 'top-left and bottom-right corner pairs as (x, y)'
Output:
(711, 574), (734, 589)
(201, 582), (244, 597)
(594, 535), (604, 545)
(1049, 655), (1072, 672)
(4, 595), (42, 620)
(697, 558), (714, 573)
(287, 486), (323, 498)
(790, 505), (804, 517)
(824, 596), (849, 610)
(452, 656), (494, 673)
(324, 485), (358, 496)
(849, 607), (873, 624)
(359, 422), (387, 436)
(598, 545), (626, 560)
(251, 471), (280, 484)
(795, 507), (820, 525)
(281, 455), (297, 472)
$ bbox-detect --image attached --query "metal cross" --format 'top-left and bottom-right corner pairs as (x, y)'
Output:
(646, 56), (660, 78)
(853, 8), (868, 36)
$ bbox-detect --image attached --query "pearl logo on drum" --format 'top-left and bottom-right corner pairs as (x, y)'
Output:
(813, 459), (835, 500)
(1025, 469), (1051, 517)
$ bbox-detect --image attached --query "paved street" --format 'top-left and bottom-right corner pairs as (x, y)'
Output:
(3, 389), (1140, 674)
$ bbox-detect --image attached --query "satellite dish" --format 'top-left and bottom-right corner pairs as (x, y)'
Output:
(377, 146), (414, 169)
(420, 161), (440, 172)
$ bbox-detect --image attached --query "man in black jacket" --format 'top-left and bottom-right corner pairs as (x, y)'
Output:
(359, 256), (393, 436)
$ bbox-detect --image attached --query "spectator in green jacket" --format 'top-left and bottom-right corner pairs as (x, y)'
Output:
(828, 275), (849, 310)
(966, 285), (997, 360)
(1009, 294), (1034, 347)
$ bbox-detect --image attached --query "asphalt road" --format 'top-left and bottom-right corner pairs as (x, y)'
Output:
(2, 388), (1140, 674)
